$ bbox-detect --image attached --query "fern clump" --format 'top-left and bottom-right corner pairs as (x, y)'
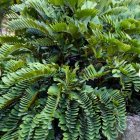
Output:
(0, 0), (140, 139)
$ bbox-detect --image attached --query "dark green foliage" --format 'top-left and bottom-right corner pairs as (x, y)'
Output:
(0, 0), (140, 139)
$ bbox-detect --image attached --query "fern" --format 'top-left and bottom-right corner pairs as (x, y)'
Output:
(1, 0), (140, 139)
(18, 88), (38, 116)
(82, 64), (109, 81)
(2, 62), (57, 86)
(7, 17), (49, 35)
(75, 9), (98, 19)
(0, 44), (33, 61)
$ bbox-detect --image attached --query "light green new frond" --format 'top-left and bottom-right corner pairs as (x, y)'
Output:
(75, 9), (98, 19)
(11, 3), (26, 12)
(48, 0), (64, 6)
(6, 11), (19, 19)
(120, 18), (140, 33)
(5, 60), (26, 73)
(51, 22), (67, 32)
(108, 38), (131, 52)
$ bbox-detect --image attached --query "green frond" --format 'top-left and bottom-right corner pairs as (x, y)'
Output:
(25, 0), (46, 18)
(6, 11), (19, 19)
(48, 0), (64, 6)
(74, 91), (94, 117)
(0, 82), (30, 109)
(18, 88), (38, 116)
(103, 6), (128, 15)
(75, 9), (98, 19)
(7, 17), (49, 35)
(108, 38), (131, 52)
(66, 0), (78, 10)
(0, 0), (136, 139)
(33, 95), (60, 139)
(4, 59), (26, 73)
(100, 15), (117, 28)
(96, 88), (126, 140)
(51, 22), (67, 32)
(32, 38), (57, 46)
(79, 113), (87, 140)
(0, 130), (18, 140)
(11, 3), (26, 12)
(2, 63), (57, 87)
(82, 64), (109, 81)
(18, 115), (34, 140)
(0, 36), (25, 44)
(1, 104), (20, 131)
(0, 44), (32, 60)
(64, 101), (79, 139)
(120, 18), (140, 33)
(121, 64), (140, 92)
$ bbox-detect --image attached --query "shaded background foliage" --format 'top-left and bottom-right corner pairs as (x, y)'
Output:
(0, 0), (20, 27)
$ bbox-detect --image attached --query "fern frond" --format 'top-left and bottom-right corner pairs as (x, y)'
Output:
(33, 95), (60, 139)
(75, 9), (98, 19)
(18, 115), (34, 140)
(0, 44), (32, 60)
(103, 6), (128, 15)
(32, 38), (57, 46)
(1, 104), (20, 131)
(0, 130), (18, 140)
(26, 0), (47, 19)
(0, 36), (25, 44)
(74, 91), (94, 117)
(2, 63), (57, 87)
(82, 64), (109, 81)
(7, 17), (49, 35)
(65, 101), (79, 139)
(100, 15), (117, 28)
(50, 22), (67, 32)
(18, 88), (38, 116)
(121, 64), (140, 92)
(0, 82), (30, 109)
(96, 88), (126, 140)
(48, 0), (64, 6)
(6, 11), (19, 19)
(11, 3), (26, 12)
(4, 59), (26, 73)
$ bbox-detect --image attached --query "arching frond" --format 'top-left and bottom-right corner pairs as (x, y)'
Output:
(2, 62), (57, 86)
(7, 17), (49, 35)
